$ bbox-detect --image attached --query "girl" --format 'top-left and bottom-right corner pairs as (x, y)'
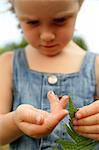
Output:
(0, 0), (99, 149)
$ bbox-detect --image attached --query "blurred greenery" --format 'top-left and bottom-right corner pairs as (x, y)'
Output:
(0, 38), (27, 54)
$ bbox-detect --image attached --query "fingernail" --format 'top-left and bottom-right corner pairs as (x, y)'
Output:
(73, 126), (78, 131)
(49, 91), (59, 100)
(75, 113), (81, 119)
(49, 91), (55, 95)
(73, 119), (78, 125)
(62, 96), (69, 99)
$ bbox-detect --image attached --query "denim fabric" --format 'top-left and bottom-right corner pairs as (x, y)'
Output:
(10, 49), (99, 150)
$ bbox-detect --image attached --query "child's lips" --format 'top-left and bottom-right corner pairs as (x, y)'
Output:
(41, 44), (57, 48)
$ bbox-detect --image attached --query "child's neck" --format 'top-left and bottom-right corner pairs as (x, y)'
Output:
(25, 41), (86, 74)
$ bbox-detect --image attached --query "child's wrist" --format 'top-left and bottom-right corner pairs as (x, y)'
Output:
(12, 111), (23, 135)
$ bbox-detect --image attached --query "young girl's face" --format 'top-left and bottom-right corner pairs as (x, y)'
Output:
(15, 0), (80, 56)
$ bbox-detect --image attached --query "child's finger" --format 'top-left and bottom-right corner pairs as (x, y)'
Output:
(50, 108), (67, 126)
(75, 100), (99, 119)
(16, 105), (44, 125)
(47, 91), (69, 112)
(47, 91), (58, 103)
(47, 91), (59, 112)
(23, 109), (44, 125)
(77, 133), (99, 141)
(59, 95), (69, 109)
(74, 124), (99, 134)
(73, 113), (99, 126)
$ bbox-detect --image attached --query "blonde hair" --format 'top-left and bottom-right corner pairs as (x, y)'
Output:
(10, 0), (84, 7)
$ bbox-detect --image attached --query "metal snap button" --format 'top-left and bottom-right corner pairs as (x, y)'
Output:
(48, 75), (58, 84)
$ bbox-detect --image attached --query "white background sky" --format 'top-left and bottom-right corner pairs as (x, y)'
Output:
(0, 0), (99, 53)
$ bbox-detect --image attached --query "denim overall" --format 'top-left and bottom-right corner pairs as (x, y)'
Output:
(10, 49), (99, 150)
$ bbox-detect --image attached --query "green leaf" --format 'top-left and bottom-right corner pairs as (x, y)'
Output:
(68, 97), (78, 120)
(56, 139), (77, 150)
(64, 124), (77, 142)
(53, 97), (99, 150)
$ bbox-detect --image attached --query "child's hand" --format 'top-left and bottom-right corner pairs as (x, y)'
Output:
(73, 100), (99, 140)
(13, 91), (69, 138)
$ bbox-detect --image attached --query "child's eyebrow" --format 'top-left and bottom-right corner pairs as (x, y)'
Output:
(18, 16), (37, 21)
(54, 11), (77, 19)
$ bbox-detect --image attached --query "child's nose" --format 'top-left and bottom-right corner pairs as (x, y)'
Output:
(40, 32), (55, 42)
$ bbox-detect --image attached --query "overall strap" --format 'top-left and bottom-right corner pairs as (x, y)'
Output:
(80, 52), (97, 87)
(12, 49), (28, 89)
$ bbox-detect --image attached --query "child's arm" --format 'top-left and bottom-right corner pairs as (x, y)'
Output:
(0, 112), (23, 145)
(0, 52), (23, 145)
(0, 52), (69, 145)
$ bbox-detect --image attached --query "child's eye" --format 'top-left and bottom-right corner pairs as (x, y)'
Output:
(26, 20), (40, 26)
(53, 17), (67, 25)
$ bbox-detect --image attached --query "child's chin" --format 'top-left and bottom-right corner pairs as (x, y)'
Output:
(40, 50), (62, 57)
